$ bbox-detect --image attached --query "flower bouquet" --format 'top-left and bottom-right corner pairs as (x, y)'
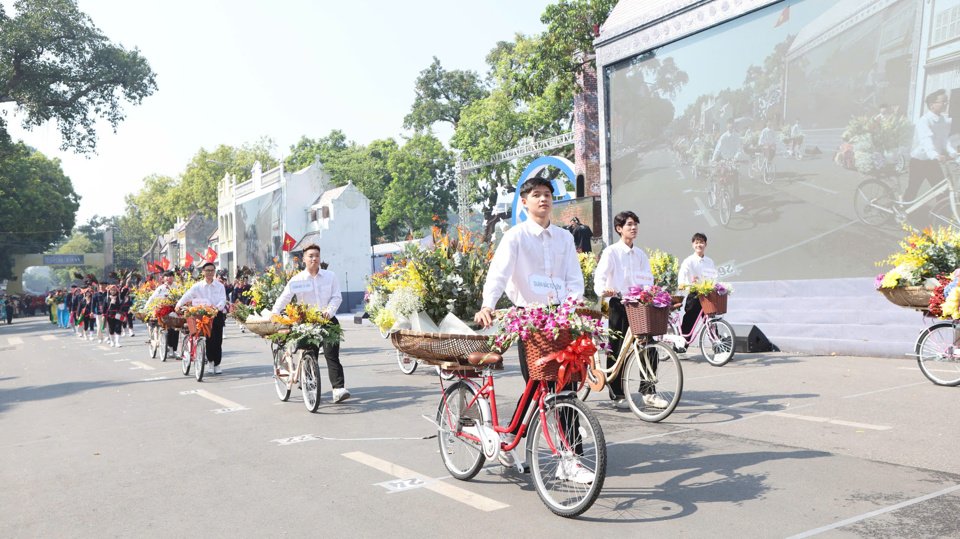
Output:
(491, 298), (611, 384)
(269, 303), (344, 347)
(686, 279), (733, 315)
(579, 252), (600, 304)
(247, 258), (300, 314)
(876, 226), (960, 311)
(228, 301), (254, 323)
(131, 280), (158, 320)
(648, 249), (680, 294)
(621, 285), (672, 336)
(181, 303), (218, 337)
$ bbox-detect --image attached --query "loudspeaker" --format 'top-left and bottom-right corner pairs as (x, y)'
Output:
(730, 324), (774, 353)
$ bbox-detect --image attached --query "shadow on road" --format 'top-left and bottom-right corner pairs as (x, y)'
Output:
(0, 380), (135, 414)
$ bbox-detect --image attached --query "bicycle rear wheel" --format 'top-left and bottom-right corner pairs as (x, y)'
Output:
(930, 198), (960, 229)
(301, 351), (321, 412)
(700, 318), (736, 366)
(623, 342), (682, 422)
(916, 322), (960, 386)
(180, 336), (191, 376)
(397, 350), (418, 374)
(273, 345), (291, 401)
(194, 339), (206, 382)
(527, 396), (606, 518)
(436, 381), (486, 480)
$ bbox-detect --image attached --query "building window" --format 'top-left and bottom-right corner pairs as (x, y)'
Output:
(934, 4), (960, 46)
(321, 206), (330, 219)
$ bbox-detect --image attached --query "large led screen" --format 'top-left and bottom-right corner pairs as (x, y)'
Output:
(236, 190), (282, 270)
(606, 0), (960, 281)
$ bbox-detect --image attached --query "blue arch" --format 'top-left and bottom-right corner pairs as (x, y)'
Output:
(511, 156), (576, 225)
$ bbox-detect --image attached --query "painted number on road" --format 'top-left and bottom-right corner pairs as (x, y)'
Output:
(212, 406), (248, 414)
(377, 477), (431, 494)
(272, 434), (320, 446)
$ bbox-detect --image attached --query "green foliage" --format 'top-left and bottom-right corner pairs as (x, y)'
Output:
(0, 0), (157, 153)
(50, 231), (101, 286)
(177, 138), (279, 220)
(379, 132), (456, 238)
(0, 141), (79, 279)
(403, 57), (488, 131)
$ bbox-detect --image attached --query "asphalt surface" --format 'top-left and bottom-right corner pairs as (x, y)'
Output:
(2, 315), (960, 537)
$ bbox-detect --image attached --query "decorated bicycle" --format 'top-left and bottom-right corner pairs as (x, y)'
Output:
(178, 302), (218, 381)
(876, 226), (960, 386)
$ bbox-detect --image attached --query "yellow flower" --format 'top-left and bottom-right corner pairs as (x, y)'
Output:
(943, 287), (960, 319)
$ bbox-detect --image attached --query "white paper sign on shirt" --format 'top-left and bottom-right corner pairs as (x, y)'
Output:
(633, 271), (654, 287)
(701, 267), (718, 280)
(529, 274), (564, 297)
(193, 298), (210, 306)
(290, 280), (313, 294)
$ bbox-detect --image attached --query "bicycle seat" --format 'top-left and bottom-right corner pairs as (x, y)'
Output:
(467, 352), (503, 366)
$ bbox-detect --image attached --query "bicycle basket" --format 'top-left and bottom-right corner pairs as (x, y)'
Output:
(699, 292), (728, 315)
(522, 329), (583, 383)
(187, 315), (213, 338)
(623, 303), (669, 337)
(391, 330), (494, 365)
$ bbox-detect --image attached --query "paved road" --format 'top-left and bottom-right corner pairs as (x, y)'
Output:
(2, 316), (960, 537)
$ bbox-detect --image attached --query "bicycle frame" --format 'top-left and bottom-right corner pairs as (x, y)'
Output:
(182, 329), (206, 364)
(668, 307), (712, 346)
(278, 343), (306, 390)
(588, 327), (660, 387)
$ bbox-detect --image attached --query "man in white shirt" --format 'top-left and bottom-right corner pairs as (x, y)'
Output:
(147, 270), (180, 356)
(271, 243), (348, 403)
(790, 118), (803, 156)
(759, 119), (777, 161)
(176, 262), (228, 374)
(712, 118), (743, 213)
(678, 233), (716, 346)
(905, 89), (957, 202)
(475, 177), (586, 478)
(595, 211), (667, 409)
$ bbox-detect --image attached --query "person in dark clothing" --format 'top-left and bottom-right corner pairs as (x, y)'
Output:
(570, 217), (594, 253)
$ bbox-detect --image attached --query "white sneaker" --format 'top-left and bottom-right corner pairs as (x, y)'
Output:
(333, 388), (350, 403)
(497, 433), (523, 471)
(556, 457), (595, 484)
(214, 365), (222, 374)
(115, 341), (122, 348)
(613, 398), (631, 410)
(735, 204), (744, 213)
(109, 341), (115, 348)
(642, 394), (669, 409)
(97, 339), (102, 344)
(130, 332), (135, 337)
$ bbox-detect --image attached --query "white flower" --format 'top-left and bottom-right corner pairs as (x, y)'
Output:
(384, 287), (422, 318)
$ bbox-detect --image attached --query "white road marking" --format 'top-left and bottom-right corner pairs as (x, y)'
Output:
(343, 451), (509, 511)
(841, 381), (929, 399)
(683, 399), (891, 430)
(273, 434), (320, 446)
(898, 366), (960, 374)
(142, 377), (167, 382)
(213, 406), (248, 414)
(184, 389), (244, 409)
(786, 483), (960, 538)
(795, 181), (838, 194)
(7, 337), (23, 345)
(130, 361), (155, 371)
(735, 220), (857, 270)
(693, 196), (718, 227)
(113, 358), (131, 362)
(40, 335), (57, 341)
(377, 477), (435, 494)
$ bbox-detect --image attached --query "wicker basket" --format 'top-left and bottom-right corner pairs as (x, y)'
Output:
(134, 312), (150, 322)
(522, 329), (583, 382)
(244, 320), (285, 337)
(575, 308), (604, 320)
(700, 291), (728, 315)
(880, 286), (935, 311)
(623, 303), (669, 336)
(161, 314), (186, 329)
(187, 315), (212, 337)
(391, 330), (494, 365)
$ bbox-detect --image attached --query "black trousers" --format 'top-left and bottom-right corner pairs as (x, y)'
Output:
(300, 317), (345, 389)
(107, 317), (122, 335)
(83, 317), (94, 331)
(607, 298), (628, 399)
(904, 158), (945, 203)
(165, 326), (180, 351)
(681, 295), (702, 339)
(205, 313), (226, 366)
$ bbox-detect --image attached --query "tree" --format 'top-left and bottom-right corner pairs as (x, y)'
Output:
(49, 231), (100, 286)
(284, 130), (347, 172)
(0, 0), (157, 152)
(122, 174), (180, 235)
(403, 57), (488, 131)
(378, 132), (456, 238)
(0, 142), (79, 280)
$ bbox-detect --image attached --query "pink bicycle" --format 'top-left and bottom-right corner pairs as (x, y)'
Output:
(659, 298), (736, 367)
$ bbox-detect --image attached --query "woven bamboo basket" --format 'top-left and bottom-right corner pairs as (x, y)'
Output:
(134, 311), (150, 322)
(623, 303), (669, 336)
(575, 308), (604, 320)
(161, 314), (186, 330)
(700, 291), (728, 315)
(391, 330), (494, 365)
(244, 320), (285, 337)
(880, 286), (935, 311)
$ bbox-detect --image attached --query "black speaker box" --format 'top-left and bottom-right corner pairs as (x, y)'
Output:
(730, 324), (774, 353)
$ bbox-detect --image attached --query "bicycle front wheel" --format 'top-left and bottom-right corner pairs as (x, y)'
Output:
(707, 178), (718, 208)
(623, 342), (682, 422)
(916, 322), (960, 386)
(397, 350), (418, 374)
(273, 345), (291, 401)
(700, 318), (736, 366)
(762, 160), (775, 185)
(718, 189), (732, 225)
(148, 326), (158, 358)
(180, 336), (191, 376)
(436, 381), (486, 480)
(301, 351), (321, 412)
(853, 180), (894, 226)
(194, 339), (206, 382)
(527, 396), (606, 518)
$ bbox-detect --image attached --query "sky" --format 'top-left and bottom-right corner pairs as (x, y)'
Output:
(3, 0), (554, 224)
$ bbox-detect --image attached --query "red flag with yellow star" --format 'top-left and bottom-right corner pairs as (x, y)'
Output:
(282, 233), (296, 252)
(774, 6), (789, 28)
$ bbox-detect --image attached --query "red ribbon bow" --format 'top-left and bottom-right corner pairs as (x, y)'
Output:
(536, 336), (597, 389)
